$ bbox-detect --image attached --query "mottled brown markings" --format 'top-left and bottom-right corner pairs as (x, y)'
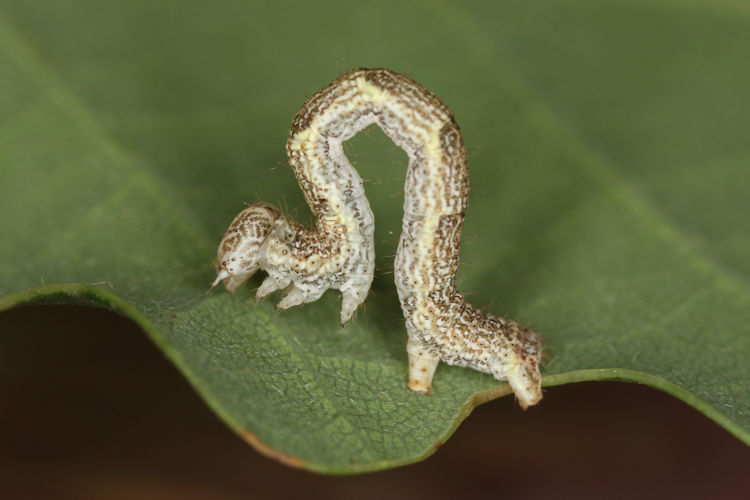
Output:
(215, 68), (543, 408)
(290, 70), (358, 135)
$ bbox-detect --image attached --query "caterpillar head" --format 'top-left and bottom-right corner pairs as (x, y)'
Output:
(212, 202), (281, 292)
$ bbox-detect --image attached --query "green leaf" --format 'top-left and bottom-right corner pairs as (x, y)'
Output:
(1, 0), (749, 472)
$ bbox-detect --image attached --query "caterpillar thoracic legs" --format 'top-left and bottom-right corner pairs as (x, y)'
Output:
(213, 68), (543, 408)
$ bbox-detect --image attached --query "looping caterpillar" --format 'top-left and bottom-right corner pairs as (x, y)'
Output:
(213, 68), (543, 408)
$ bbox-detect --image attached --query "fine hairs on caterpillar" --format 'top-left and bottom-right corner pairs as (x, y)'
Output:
(213, 68), (543, 408)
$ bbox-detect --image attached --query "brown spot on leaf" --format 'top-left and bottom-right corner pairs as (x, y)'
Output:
(239, 429), (307, 469)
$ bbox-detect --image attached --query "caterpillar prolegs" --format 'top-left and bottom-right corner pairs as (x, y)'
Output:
(213, 68), (543, 408)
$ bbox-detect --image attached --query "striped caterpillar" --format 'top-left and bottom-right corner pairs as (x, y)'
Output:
(213, 68), (543, 408)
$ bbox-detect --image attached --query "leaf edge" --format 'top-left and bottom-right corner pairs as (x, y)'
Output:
(1, 283), (747, 475)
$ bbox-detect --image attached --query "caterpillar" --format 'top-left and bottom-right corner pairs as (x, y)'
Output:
(213, 68), (543, 408)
